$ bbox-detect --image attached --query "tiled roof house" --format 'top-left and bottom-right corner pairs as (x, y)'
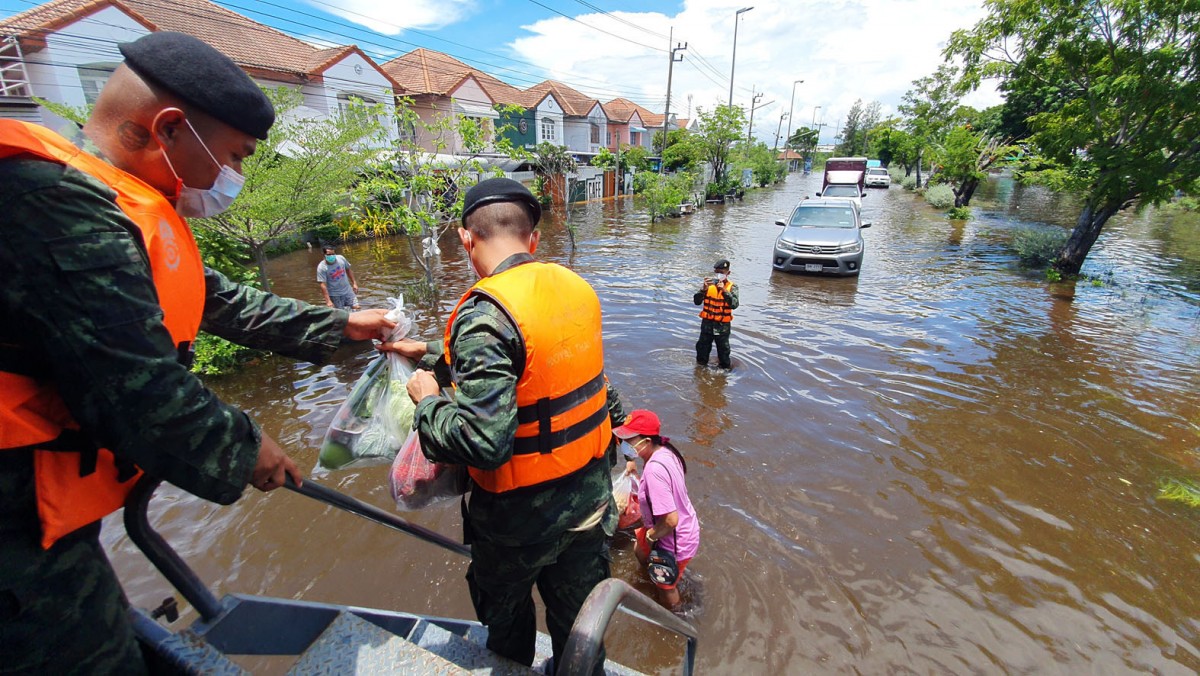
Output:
(381, 48), (499, 154)
(0, 0), (402, 138)
(525, 80), (607, 155)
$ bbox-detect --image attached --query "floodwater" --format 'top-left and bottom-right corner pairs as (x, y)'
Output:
(105, 173), (1200, 673)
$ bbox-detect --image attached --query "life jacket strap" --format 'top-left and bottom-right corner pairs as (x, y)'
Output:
(512, 403), (609, 456)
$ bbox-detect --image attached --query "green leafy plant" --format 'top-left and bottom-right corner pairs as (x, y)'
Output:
(901, 175), (918, 191)
(1158, 477), (1200, 508)
(947, 206), (972, 220)
(924, 184), (956, 208)
(1011, 226), (1070, 267)
(1044, 268), (1062, 282)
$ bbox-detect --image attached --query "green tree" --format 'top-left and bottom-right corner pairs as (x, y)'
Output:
(351, 100), (526, 294)
(899, 64), (961, 187)
(193, 86), (385, 291)
(949, 0), (1200, 274)
(619, 144), (651, 174)
(694, 104), (748, 185)
(933, 125), (1016, 207)
(659, 129), (703, 172)
(591, 146), (617, 171)
(532, 141), (579, 250)
(734, 142), (786, 187)
(634, 171), (696, 221)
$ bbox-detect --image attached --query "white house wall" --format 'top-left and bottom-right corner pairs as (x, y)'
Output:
(449, 77), (498, 154)
(31, 7), (148, 130)
(586, 104), (607, 154)
(533, 96), (563, 146)
(563, 118), (590, 152)
(307, 52), (398, 144)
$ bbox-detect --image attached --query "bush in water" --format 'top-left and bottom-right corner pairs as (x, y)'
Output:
(924, 184), (956, 209)
(901, 175), (918, 191)
(947, 206), (972, 220)
(1011, 226), (1069, 268)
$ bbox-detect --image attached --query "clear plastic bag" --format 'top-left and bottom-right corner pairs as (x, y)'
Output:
(317, 296), (416, 470)
(388, 430), (467, 510)
(612, 466), (641, 530)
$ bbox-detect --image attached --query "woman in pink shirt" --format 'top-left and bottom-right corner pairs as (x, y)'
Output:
(612, 409), (700, 610)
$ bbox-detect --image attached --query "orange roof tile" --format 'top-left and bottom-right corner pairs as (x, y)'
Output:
(1, 0), (401, 90)
(382, 48), (479, 97)
(525, 80), (600, 118)
(603, 97), (666, 127)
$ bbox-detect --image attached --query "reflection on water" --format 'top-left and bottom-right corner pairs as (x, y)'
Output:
(106, 173), (1200, 673)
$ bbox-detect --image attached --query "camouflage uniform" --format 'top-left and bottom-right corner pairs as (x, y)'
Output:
(0, 151), (349, 674)
(693, 281), (740, 368)
(414, 253), (626, 674)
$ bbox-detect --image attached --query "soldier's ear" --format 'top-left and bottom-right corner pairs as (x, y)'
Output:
(152, 107), (187, 148)
(528, 230), (540, 254)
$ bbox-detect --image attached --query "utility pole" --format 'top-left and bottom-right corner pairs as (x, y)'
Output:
(660, 28), (686, 174)
(728, 7), (753, 108)
(773, 112), (789, 152)
(746, 89), (763, 142)
(784, 79), (803, 152)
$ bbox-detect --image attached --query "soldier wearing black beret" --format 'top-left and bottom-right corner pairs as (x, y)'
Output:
(380, 176), (628, 673)
(694, 257), (740, 368)
(0, 31), (396, 673)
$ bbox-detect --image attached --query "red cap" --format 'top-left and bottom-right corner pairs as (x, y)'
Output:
(612, 409), (661, 439)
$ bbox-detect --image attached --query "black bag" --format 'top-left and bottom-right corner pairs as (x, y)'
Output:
(644, 459), (679, 585)
(646, 545), (678, 585)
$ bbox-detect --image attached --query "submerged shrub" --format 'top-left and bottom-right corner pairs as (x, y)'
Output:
(947, 206), (972, 220)
(901, 175), (917, 191)
(1011, 226), (1069, 267)
(1158, 477), (1200, 508)
(923, 184), (955, 208)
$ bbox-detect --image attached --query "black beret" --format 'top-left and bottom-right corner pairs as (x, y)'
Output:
(119, 32), (274, 140)
(461, 177), (542, 227)
(713, 259), (730, 270)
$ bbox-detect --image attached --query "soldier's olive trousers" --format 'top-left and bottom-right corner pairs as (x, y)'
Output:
(466, 525), (610, 675)
(0, 527), (147, 675)
(696, 319), (732, 369)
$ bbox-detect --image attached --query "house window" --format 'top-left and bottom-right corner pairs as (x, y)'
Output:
(338, 92), (386, 131)
(540, 117), (555, 142)
(630, 131), (640, 146)
(77, 62), (118, 105)
(590, 124), (600, 144)
(606, 131), (612, 146)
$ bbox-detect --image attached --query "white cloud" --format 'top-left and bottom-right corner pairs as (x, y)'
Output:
(506, 0), (1003, 145)
(305, 0), (475, 34)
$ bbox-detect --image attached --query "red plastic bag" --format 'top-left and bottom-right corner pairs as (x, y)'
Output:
(388, 430), (467, 511)
(612, 467), (641, 530)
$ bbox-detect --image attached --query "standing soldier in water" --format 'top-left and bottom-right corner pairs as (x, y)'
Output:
(383, 178), (625, 675)
(694, 258), (739, 369)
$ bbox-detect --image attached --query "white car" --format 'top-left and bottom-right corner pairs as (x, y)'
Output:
(817, 183), (863, 210)
(865, 167), (891, 188)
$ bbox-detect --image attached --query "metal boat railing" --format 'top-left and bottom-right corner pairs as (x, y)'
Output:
(124, 474), (697, 674)
(561, 578), (698, 675)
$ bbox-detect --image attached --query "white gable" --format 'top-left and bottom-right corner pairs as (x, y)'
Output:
(451, 76), (495, 117)
(536, 95), (563, 116)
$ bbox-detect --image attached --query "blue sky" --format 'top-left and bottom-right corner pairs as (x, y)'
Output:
(1, 0), (1000, 144)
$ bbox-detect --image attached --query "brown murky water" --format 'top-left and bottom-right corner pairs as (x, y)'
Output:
(104, 173), (1200, 673)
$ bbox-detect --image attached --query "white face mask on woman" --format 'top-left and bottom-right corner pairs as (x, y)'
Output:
(160, 119), (245, 218)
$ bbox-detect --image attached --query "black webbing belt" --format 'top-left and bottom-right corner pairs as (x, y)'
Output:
(512, 371), (607, 455)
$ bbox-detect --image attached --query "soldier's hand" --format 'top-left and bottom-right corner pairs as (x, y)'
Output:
(406, 369), (440, 404)
(703, 277), (713, 289)
(344, 308), (395, 341)
(252, 432), (302, 492)
(378, 337), (428, 360)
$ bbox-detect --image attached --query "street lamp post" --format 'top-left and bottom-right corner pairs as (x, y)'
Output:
(728, 6), (753, 109)
(773, 112), (789, 152)
(784, 79), (803, 151)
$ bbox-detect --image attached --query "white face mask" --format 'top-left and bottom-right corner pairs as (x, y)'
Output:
(161, 119), (245, 218)
(716, 272), (728, 282)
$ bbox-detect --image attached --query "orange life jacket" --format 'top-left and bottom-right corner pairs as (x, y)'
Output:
(0, 120), (206, 549)
(444, 261), (611, 493)
(699, 279), (734, 323)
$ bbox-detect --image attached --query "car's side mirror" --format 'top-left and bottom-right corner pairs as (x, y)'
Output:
(861, 222), (872, 228)
(775, 219), (786, 226)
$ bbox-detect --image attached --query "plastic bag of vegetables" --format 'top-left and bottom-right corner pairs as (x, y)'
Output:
(317, 296), (417, 470)
(388, 430), (468, 511)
